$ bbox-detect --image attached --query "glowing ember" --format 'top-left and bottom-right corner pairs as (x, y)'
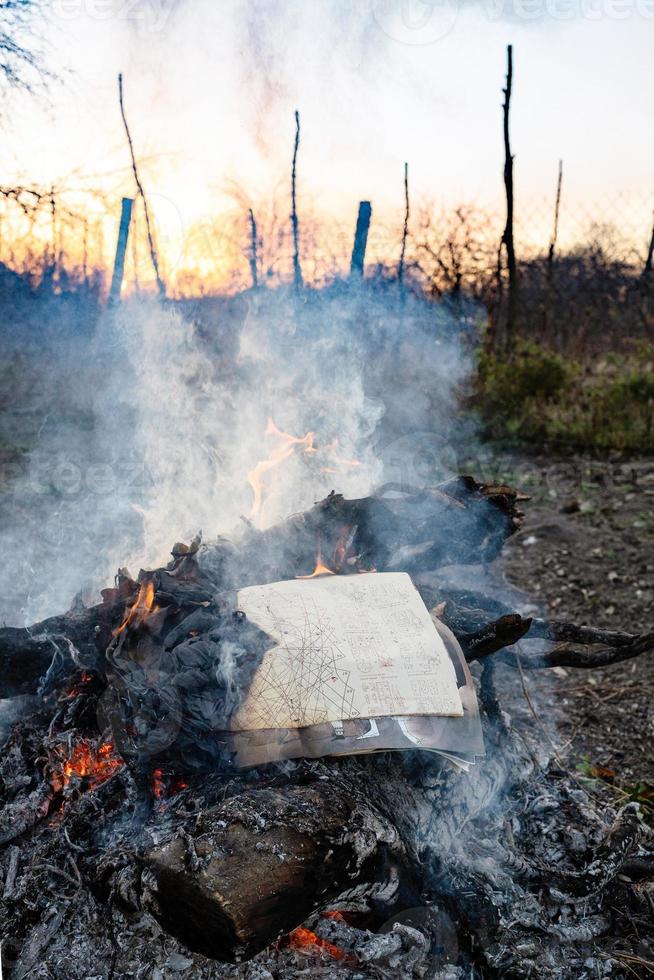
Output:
(152, 768), (190, 801)
(113, 580), (157, 636)
(152, 767), (166, 799)
(247, 416), (315, 517)
(64, 671), (94, 699)
(287, 926), (350, 962)
(50, 739), (123, 794)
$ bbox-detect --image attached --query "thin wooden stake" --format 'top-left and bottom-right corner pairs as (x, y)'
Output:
(82, 217), (89, 287)
(501, 44), (517, 350)
(398, 162), (409, 290)
(49, 187), (57, 287)
(547, 159), (563, 276)
(291, 109), (303, 290)
(248, 208), (258, 288)
(108, 196), (134, 307)
(643, 211), (654, 278)
(118, 73), (165, 299)
(544, 160), (563, 345)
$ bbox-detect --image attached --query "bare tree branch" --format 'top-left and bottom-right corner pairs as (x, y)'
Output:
(398, 161), (409, 290)
(0, 0), (53, 97)
(291, 109), (303, 290)
(117, 72), (166, 299)
(248, 207), (258, 288)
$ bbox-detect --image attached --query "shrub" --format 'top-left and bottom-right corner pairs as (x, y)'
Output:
(476, 340), (654, 452)
(477, 341), (575, 439)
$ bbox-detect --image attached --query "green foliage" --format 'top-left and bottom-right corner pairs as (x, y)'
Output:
(576, 756), (654, 825)
(479, 340), (572, 413)
(477, 340), (654, 453)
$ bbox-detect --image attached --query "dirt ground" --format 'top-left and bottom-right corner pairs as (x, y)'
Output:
(495, 452), (654, 793)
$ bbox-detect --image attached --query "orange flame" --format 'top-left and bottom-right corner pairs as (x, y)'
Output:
(64, 671), (94, 699)
(247, 417), (315, 517)
(297, 538), (335, 579)
(50, 740), (123, 795)
(113, 580), (157, 636)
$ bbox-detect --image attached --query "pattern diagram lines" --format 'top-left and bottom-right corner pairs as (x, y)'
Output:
(245, 593), (356, 729)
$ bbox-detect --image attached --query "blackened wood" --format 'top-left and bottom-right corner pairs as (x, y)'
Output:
(0, 607), (102, 697)
(142, 779), (408, 962)
(461, 614), (532, 661)
(514, 630), (654, 671)
(216, 478), (526, 588)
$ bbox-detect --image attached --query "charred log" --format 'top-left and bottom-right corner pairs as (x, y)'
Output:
(457, 613), (533, 660)
(206, 478), (527, 587)
(140, 779), (410, 962)
(432, 592), (654, 672)
(0, 611), (95, 698)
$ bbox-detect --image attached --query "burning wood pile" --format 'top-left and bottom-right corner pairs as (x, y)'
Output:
(0, 478), (653, 978)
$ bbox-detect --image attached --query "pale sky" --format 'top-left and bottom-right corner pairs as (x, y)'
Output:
(3, 0), (654, 280)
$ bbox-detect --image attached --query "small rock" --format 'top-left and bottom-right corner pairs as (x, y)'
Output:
(165, 953), (194, 972)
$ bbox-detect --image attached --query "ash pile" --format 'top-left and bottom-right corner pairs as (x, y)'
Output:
(0, 481), (653, 979)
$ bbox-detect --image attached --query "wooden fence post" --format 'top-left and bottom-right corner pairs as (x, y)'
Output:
(350, 201), (372, 278)
(108, 196), (134, 307)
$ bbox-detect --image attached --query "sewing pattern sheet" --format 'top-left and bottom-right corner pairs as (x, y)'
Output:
(231, 572), (463, 732)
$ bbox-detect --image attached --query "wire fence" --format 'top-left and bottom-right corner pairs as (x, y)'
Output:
(1, 182), (654, 353)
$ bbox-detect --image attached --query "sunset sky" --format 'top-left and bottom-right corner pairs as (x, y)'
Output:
(3, 0), (654, 285)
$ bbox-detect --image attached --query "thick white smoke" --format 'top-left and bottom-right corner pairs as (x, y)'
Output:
(101, 285), (474, 573)
(0, 281), (476, 625)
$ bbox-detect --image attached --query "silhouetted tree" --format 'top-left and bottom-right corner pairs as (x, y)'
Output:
(0, 0), (51, 96)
